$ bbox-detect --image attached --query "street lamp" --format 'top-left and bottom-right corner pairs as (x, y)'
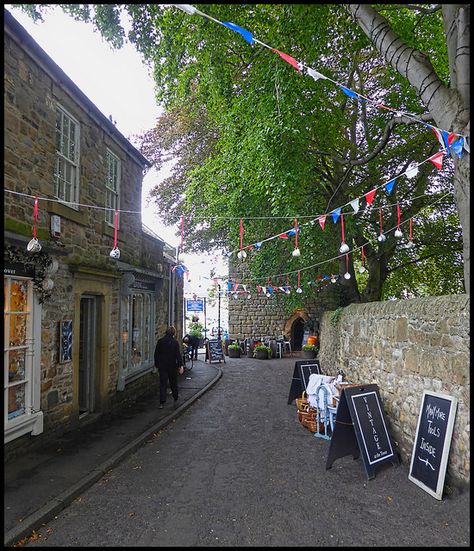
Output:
(217, 283), (221, 342)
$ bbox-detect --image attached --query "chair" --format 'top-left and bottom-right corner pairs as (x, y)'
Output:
(279, 335), (292, 356)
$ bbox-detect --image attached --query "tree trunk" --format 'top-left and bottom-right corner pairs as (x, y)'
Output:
(346, 4), (470, 293)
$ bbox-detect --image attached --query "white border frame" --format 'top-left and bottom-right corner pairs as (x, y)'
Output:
(408, 390), (458, 500)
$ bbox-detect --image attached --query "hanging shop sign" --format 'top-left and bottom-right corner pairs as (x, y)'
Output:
(408, 391), (457, 500)
(186, 299), (204, 312)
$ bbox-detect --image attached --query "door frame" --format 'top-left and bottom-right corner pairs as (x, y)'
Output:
(78, 294), (97, 416)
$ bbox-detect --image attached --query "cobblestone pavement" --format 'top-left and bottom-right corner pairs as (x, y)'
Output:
(21, 357), (470, 547)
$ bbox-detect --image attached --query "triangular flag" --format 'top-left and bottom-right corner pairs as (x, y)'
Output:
(256, 285), (262, 293)
(242, 285), (247, 292)
(428, 152), (444, 170)
(233, 283), (239, 292)
(227, 280), (232, 291)
(287, 228), (296, 236)
(441, 131), (456, 153)
(385, 178), (396, 194)
(365, 189), (376, 205)
(278, 232), (289, 239)
(271, 48), (301, 71)
(261, 286), (267, 294)
(306, 67), (327, 81)
(340, 86), (359, 99)
(255, 242), (262, 249)
(451, 138), (464, 158)
(405, 165), (419, 178)
(331, 208), (341, 223)
(463, 137), (470, 153)
(222, 21), (253, 44)
(350, 198), (359, 213)
(429, 126), (446, 150)
(318, 215), (326, 230)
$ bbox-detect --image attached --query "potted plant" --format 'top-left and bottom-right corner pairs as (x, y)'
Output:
(253, 344), (272, 360)
(302, 344), (317, 359)
(228, 343), (241, 358)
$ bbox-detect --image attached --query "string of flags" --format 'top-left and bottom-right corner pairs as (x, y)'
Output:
(170, 4), (470, 151)
(207, 191), (452, 296)
(223, 148), (454, 259)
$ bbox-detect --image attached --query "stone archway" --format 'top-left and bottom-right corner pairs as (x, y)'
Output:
(283, 310), (310, 351)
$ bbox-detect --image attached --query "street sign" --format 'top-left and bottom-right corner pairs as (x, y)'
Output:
(186, 299), (204, 312)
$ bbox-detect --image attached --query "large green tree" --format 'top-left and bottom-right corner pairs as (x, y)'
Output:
(15, 3), (467, 301)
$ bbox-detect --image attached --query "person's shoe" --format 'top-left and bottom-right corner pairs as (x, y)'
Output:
(159, 403), (165, 409)
(173, 399), (179, 409)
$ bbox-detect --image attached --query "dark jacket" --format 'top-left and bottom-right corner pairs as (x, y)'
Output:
(154, 335), (183, 370)
(184, 334), (200, 348)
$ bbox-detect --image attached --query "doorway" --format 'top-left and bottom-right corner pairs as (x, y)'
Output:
(79, 295), (97, 416)
(291, 317), (305, 351)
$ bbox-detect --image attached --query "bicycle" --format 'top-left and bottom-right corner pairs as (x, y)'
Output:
(183, 346), (194, 371)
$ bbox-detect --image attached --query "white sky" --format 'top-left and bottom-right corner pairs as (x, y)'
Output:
(6, 5), (229, 305)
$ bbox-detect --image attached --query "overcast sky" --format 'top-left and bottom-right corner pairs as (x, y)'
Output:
(6, 5), (228, 299)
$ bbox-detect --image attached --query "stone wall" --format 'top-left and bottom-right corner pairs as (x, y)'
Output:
(319, 294), (470, 486)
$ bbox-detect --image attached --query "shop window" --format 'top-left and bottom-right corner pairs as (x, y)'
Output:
(4, 276), (43, 442)
(123, 291), (155, 377)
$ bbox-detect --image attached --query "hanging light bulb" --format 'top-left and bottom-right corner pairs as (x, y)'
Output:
(296, 287), (303, 294)
(377, 233), (386, 242)
(237, 249), (247, 260)
(344, 272), (351, 279)
(394, 228), (403, 239)
(292, 247), (301, 257)
(339, 242), (349, 254)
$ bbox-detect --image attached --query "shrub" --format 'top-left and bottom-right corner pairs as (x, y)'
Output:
(253, 344), (272, 358)
(302, 344), (317, 351)
(228, 343), (242, 350)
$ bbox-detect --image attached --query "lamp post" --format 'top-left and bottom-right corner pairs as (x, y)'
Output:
(217, 283), (221, 342)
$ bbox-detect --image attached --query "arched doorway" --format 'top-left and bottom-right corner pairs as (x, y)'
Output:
(291, 317), (305, 351)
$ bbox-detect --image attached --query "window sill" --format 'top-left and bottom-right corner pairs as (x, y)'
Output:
(4, 411), (43, 444)
(46, 201), (87, 226)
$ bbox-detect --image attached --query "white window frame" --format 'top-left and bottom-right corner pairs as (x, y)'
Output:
(54, 105), (80, 209)
(105, 148), (121, 226)
(4, 276), (43, 444)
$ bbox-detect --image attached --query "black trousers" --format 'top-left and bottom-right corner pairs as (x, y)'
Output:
(159, 366), (178, 403)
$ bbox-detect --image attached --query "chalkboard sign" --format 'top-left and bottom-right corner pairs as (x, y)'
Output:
(59, 320), (73, 363)
(206, 339), (225, 364)
(326, 384), (399, 480)
(408, 391), (457, 500)
(287, 360), (321, 404)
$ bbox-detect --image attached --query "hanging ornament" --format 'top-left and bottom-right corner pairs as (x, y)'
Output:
(292, 218), (300, 257)
(109, 209), (120, 259)
(359, 246), (366, 273)
(296, 270), (302, 293)
(377, 207), (386, 242)
(406, 218), (415, 248)
(339, 213), (349, 253)
(237, 218), (246, 260)
(344, 253), (351, 279)
(394, 203), (403, 238)
(27, 197), (42, 253)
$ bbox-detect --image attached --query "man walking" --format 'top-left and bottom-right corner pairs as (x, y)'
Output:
(154, 326), (184, 409)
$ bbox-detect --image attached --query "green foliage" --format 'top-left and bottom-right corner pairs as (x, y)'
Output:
(16, 4), (464, 302)
(188, 322), (203, 338)
(331, 306), (345, 326)
(228, 343), (241, 350)
(302, 344), (317, 351)
(253, 344), (272, 358)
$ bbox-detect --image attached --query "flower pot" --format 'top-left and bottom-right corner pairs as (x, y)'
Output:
(228, 348), (241, 358)
(255, 349), (268, 360)
(302, 349), (316, 359)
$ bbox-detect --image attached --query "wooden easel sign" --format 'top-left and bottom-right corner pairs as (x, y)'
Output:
(287, 360), (321, 404)
(326, 384), (399, 480)
(408, 391), (457, 500)
(205, 339), (225, 364)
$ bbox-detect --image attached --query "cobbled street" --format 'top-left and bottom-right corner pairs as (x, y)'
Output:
(23, 357), (469, 547)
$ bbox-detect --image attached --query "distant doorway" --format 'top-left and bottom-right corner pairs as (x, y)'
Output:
(291, 318), (305, 351)
(79, 295), (97, 416)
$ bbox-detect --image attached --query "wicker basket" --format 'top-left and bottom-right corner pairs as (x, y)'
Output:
(295, 391), (308, 410)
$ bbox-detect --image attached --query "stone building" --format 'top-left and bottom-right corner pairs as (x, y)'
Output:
(4, 10), (183, 457)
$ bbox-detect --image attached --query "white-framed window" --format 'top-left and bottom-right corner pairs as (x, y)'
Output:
(54, 105), (80, 207)
(105, 148), (121, 226)
(4, 276), (43, 443)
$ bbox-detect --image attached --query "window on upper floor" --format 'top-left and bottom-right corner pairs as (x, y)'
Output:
(105, 148), (121, 226)
(54, 105), (80, 208)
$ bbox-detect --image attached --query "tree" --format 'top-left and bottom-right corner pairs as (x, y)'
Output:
(345, 4), (469, 292)
(14, 4), (467, 299)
